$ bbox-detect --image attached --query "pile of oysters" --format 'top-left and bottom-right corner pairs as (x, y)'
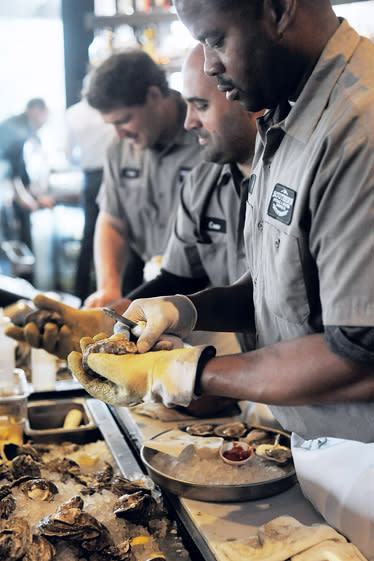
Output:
(0, 442), (168, 561)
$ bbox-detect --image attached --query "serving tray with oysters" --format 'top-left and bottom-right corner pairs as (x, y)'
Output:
(141, 423), (296, 503)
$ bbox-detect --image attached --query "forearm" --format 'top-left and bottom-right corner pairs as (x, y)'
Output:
(12, 178), (38, 210)
(199, 333), (374, 405)
(190, 282), (255, 333)
(94, 212), (128, 291)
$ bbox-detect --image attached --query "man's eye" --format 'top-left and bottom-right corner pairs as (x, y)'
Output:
(205, 36), (223, 49)
(196, 103), (208, 111)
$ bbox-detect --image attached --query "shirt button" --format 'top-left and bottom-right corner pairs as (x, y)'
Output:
(275, 238), (280, 249)
(258, 221), (263, 231)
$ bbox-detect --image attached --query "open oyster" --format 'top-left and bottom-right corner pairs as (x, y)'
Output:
(213, 422), (247, 439)
(185, 423), (215, 437)
(242, 428), (272, 446)
(19, 478), (59, 502)
(255, 440), (292, 465)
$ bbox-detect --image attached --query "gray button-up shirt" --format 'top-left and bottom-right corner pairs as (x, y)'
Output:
(163, 162), (248, 285)
(97, 102), (201, 261)
(244, 19), (374, 441)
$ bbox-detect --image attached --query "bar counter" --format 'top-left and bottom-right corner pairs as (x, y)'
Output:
(110, 401), (325, 561)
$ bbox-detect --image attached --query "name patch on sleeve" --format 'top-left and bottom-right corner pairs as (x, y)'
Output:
(201, 217), (227, 233)
(268, 184), (296, 225)
(120, 167), (140, 179)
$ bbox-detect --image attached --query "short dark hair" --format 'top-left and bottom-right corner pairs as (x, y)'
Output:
(26, 98), (47, 111)
(86, 50), (169, 112)
(175, 0), (263, 19)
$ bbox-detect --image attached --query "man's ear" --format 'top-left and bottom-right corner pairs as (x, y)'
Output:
(147, 85), (163, 104)
(264, 0), (297, 37)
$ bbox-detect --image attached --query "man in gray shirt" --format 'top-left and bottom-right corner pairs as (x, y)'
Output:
(83, 50), (201, 308)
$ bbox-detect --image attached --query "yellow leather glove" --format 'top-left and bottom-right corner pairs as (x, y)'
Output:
(67, 334), (216, 408)
(5, 294), (115, 360)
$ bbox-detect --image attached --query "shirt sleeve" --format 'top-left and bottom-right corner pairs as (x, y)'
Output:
(126, 268), (209, 300)
(309, 102), (374, 327)
(324, 326), (374, 365)
(162, 173), (207, 279)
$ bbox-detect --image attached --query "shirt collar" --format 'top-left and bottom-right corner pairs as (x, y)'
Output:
(259, 19), (361, 144)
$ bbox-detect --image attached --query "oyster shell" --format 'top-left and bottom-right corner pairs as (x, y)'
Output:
(242, 429), (272, 446)
(19, 478), (59, 501)
(213, 422), (247, 439)
(185, 423), (215, 437)
(111, 475), (150, 497)
(38, 495), (112, 552)
(91, 538), (135, 561)
(11, 455), (42, 479)
(45, 456), (80, 474)
(23, 534), (56, 561)
(113, 490), (157, 524)
(0, 494), (16, 519)
(0, 462), (14, 482)
(0, 518), (32, 560)
(3, 443), (42, 462)
(255, 443), (292, 465)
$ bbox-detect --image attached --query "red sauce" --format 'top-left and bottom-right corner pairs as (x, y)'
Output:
(222, 443), (252, 462)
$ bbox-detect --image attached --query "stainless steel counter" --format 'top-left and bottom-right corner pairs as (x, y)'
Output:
(111, 403), (324, 561)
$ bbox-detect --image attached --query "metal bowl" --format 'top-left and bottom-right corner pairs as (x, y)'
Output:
(141, 425), (297, 503)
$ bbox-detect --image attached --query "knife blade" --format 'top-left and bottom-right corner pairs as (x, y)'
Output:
(103, 307), (138, 329)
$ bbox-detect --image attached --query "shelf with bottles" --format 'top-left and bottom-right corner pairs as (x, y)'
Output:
(85, 2), (177, 30)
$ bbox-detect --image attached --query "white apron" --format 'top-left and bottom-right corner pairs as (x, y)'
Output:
(292, 433), (374, 561)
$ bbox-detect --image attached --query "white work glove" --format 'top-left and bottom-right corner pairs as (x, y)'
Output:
(67, 333), (215, 408)
(124, 295), (197, 353)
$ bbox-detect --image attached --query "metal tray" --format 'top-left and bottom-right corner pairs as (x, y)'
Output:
(18, 399), (193, 561)
(25, 397), (98, 443)
(141, 424), (297, 502)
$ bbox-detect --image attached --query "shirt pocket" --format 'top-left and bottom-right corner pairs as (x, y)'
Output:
(262, 221), (310, 324)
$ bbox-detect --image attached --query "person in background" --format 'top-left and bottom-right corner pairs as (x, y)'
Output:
(127, 43), (263, 353)
(64, 86), (114, 303)
(83, 49), (201, 309)
(0, 98), (54, 253)
(65, 1), (374, 558)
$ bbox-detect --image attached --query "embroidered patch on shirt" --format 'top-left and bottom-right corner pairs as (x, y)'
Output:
(268, 184), (296, 225)
(248, 174), (256, 194)
(179, 167), (192, 182)
(201, 217), (227, 233)
(120, 167), (140, 179)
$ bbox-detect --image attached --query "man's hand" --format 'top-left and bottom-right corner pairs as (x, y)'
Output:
(68, 333), (215, 408)
(125, 295), (197, 353)
(84, 288), (122, 309)
(5, 294), (115, 360)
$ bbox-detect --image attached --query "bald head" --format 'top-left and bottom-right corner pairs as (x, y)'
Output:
(182, 44), (260, 167)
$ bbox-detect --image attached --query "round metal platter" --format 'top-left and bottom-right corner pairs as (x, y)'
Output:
(141, 424), (297, 503)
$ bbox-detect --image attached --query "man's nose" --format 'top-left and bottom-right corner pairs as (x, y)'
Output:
(184, 105), (202, 131)
(203, 45), (225, 77)
(113, 124), (127, 139)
